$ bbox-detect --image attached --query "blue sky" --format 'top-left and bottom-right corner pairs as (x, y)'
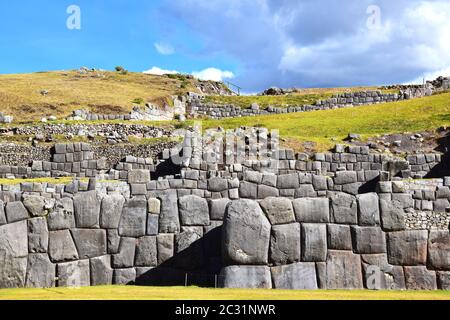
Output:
(0, 0), (449, 92)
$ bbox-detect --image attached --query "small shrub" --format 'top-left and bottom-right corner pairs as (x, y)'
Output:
(132, 98), (145, 105)
(115, 66), (125, 72)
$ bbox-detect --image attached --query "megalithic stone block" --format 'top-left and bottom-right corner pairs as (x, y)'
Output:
(220, 266), (272, 289)
(100, 193), (125, 229)
(73, 191), (100, 228)
(118, 198), (147, 237)
(270, 223), (301, 265)
(26, 253), (55, 288)
(271, 262), (317, 290)
(387, 230), (428, 266)
(326, 250), (364, 289)
(222, 199), (271, 265)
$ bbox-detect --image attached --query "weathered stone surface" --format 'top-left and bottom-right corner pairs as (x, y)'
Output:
(335, 171), (357, 185)
(22, 195), (47, 217)
(158, 190), (180, 233)
(357, 193), (380, 226)
(220, 266), (272, 289)
(258, 185), (279, 199)
(293, 198), (329, 223)
(260, 197), (295, 225)
(178, 195), (210, 226)
(135, 236), (157, 267)
(0, 200), (5, 225)
(208, 177), (228, 192)
(112, 237), (136, 268)
(107, 229), (121, 254)
(209, 198), (230, 220)
(326, 250), (364, 289)
(387, 230), (428, 265)
(301, 223), (327, 262)
(113, 268), (136, 285)
(128, 169), (151, 184)
(437, 271), (450, 290)
(270, 223), (301, 265)
(428, 231), (450, 270)
(276, 173), (299, 189)
(404, 266), (437, 290)
(147, 198), (161, 214)
(73, 191), (100, 228)
(28, 217), (49, 253)
(330, 193), (358, 224)
(327, 224), (352, 250)
(239, 181), (257, 199)
(100, 193), (125, 229)
(5, 201), (29, 223)
(47, 198), (75, 231)
(157, 233), (174, 265)
(118, 198), (147, 237)
(271, 262), (317, 290)
(71, 229), (107, 259)
(351, 226), (386, 254)
(146, 214), (159, 236)
(25, 253), (55, 288)
(380, 200), (405, 231)
(90, 255), (113, 286)
(223, 199), (271, 265)
(48, 230), (79, 263)
(175, 227), (204, 269)
(0, 221), (28, 288)
(57, 260), (90, 287)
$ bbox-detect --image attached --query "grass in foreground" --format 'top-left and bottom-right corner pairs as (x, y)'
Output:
(201, 92), (450, 151)
(0, 286), (449, 300)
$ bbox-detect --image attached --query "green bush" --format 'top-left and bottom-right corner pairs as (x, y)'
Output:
(132, 98), (145, 105)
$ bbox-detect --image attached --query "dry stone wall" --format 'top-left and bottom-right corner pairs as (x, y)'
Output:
(0, 172), (449, 290)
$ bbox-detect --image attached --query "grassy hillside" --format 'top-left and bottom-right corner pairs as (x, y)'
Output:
(0, 70), (200, 122)
(202, 92), (450, 151)
(204, 87), (399, 109)
(1, 286), (449, 300)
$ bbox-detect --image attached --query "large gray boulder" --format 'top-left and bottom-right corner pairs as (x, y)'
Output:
(178, 195), (210, 226)
(380, 200), (405, 231)
(90, 255), (113, 286)
(113, 268), (136, 285)
(239, 181), (257, 199)
(71, 229), (107, 259)
(351, 226), (386, 254)
(57, 260), (90, 287)
(112, 237), (136, 268)
(128, 169), (151, 184)
(271, 262), (317, 290)
(327, 224), (352, 250)
(73, 191), (100, 228)
(330, 192), (358, 224)
(301, 223), (327, 262)
(28, 217), (49, 253)
(100, 193), (125, 229)
(357, 193), (380, 226)
(25, 253), (55, 288)
(175, 227), (204, 269)
(223, 199), (271, 265)
(387, 230), (428, 265)
(208, 198), (230, 220)
(260, 197), (295, 225)
(220, 266), (272, 289)
(437, 271), (450, 290)
(48, 230), (79, 263)
(0, 221), (28, 288)
(326, 250), (364, 289)
(5, 201), (29, 223)
(118, 198), (147, 237)
(276, 173), (299, 189)
(428, 231), (450, 270)
(270, 223), (301, 265)
(208, 177), (228, 192)
(404, 266), (437, 290)
(135, 236), (157, 267)
(293, 198), (329, 223)
(47, 198), (75, 230)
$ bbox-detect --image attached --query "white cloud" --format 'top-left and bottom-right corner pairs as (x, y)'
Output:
(192, 68), (235, 81)
(143, 66), (179, 75)
(408, 67), (450, 85)
(154, 42), (175, 55)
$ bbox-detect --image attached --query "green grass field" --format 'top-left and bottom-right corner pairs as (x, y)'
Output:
(201, 92), (450, 151)
(0, 286), (449, 300)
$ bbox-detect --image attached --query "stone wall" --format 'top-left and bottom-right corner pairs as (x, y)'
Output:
(188, 91), (406, 119)
(0, 172), (448, 289)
